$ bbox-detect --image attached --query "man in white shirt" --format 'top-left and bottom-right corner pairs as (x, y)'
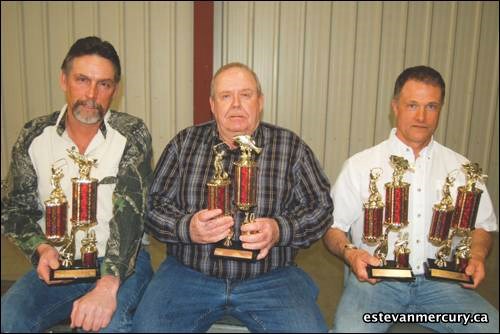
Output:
(324, 65), (498, 332)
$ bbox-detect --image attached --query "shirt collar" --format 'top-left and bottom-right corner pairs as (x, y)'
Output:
(388, 128), (434, 160)
(209, 121), (264, 151)
(55, 104), (109, 138)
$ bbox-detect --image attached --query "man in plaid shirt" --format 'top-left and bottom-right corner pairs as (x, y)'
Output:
(133, 63), (333, 332)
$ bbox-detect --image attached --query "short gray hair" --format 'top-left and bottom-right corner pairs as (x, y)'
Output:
(210, 62), (262, 98)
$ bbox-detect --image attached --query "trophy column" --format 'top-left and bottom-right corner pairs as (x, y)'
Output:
(367, 155), (414, 281)
(49, 147), (99, 281)
(212, 135), (261, 261)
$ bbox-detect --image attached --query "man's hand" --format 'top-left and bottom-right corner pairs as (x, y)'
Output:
(460, 228), (492, 289)
(344, 248), (381, 285)
(70, 275), (120, 332)
(461, 257), (485, 289)
(190, 209), (234, 244)
(36, 243), (64, 285)
(239, 217), (279, 260)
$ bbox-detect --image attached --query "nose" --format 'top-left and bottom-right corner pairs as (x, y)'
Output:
(232, 94), (241, 107)
(86, 82), (98, 100)
(415, 106), (425, 122)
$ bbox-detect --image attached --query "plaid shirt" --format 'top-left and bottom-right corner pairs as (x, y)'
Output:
(147, 121), (333, 279)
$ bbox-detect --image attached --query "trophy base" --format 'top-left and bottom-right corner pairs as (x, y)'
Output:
(212, 241), (257, 261)
(424, 259), (473, 284)
(367, 260), (415, 281)
(50, 262), (99, 282)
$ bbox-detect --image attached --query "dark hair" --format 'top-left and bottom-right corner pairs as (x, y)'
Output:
(61, 36), (121, 82)
(393, 65), (445, 103)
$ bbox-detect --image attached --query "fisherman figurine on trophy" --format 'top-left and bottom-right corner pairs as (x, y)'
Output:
(212, 135), (261, 261)
(367, 155), (415, 281)
(47, 147), (99, 281)
(425, 163), (486, 284)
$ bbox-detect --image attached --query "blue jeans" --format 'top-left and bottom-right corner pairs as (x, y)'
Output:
(1, 248), (153, 333)
(132, 256), (327, 333)
(333, 274), (499, 333)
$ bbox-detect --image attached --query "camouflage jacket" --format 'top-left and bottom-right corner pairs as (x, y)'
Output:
(1, 107), (153, 280)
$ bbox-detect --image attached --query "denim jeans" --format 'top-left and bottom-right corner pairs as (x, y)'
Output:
(333, 273), (499, 333)
(132, 256), (327, 333)
(1, 248), (153, 333)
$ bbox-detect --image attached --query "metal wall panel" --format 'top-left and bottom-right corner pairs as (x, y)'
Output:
(214, 1), (499, 216)
(0, 1), (193, 168)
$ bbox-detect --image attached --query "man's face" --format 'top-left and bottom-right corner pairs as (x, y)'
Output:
(209, 67), (263, 142)
(60, 54), (117, 125)
(392, 80), (443, 153)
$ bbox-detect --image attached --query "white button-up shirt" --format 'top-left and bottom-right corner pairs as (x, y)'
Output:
(331, 128), (497, 274)
(29, 105), (126, 259)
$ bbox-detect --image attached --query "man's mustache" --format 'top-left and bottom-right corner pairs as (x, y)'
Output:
(73, 100), (105, 114)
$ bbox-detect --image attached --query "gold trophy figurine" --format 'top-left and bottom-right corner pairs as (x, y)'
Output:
(213, 135), (261, 261)
(368, 155), (415, 281)
(49, 147), (100, 281)
(454, 236), (472, 273)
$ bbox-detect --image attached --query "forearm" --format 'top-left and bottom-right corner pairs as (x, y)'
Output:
(323, 227), (352, 260)
(470, 228), (492, 261)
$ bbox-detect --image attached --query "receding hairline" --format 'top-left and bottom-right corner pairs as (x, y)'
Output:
(210, 63), (262, 98)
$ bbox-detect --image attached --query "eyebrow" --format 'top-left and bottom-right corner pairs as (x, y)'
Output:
(74, 73), (115, 83)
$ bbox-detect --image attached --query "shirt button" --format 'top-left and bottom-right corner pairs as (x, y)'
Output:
(416, 239), (420, 243)
(417, 188), (422, 192)
(417, 265), (420, 269)
(417, 214), (421, 218)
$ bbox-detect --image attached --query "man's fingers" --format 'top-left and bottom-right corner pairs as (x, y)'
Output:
(197, 209), (222, 221)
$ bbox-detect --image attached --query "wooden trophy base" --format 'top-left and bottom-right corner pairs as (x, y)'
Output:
(212, 240), (257, 261)
(368, 260), (415, 281)
(50, 261), (99, 282)
(424, 259), (473, 284)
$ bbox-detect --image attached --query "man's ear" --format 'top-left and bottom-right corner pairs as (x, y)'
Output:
(391, 99), (399, 119)
(209, 97), (215, 115)
(59, 71), (68, 92)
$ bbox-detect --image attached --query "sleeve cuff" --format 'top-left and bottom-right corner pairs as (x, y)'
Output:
(27, 235), (51, 266)
(177, 213), (194, 243)
(274, 216), (294, 246)
(100, 260), (125, 280)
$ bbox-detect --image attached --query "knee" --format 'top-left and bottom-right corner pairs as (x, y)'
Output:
(1, 303), (41, 333)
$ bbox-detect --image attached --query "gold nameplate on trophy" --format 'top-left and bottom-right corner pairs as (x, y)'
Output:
(424, 259), (472, 284)
(369, 261), (415, 279)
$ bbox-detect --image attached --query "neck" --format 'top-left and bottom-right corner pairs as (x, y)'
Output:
(217, 128), (256, 150)
(65, 113), (101, 153)
(395, 132), (430, 159)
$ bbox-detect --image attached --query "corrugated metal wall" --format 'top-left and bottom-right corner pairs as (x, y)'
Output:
(214, 1), (499, 215)
(1, 1), (193, 171)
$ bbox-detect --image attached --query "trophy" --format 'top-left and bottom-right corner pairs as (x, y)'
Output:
(425, 163), (485, 283)
(47, 147), (99, 281)
(362, 168), (384, 244)
(212, 135), (261, 261)
(367, 155), (414, 281)
(207, 144), (232, 247)
(45, 161), (68, 244)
